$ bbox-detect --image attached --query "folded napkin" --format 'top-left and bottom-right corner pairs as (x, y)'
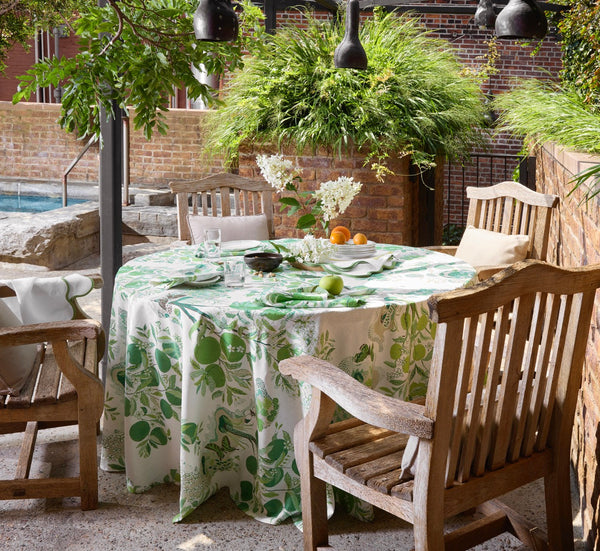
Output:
(323, 253), (397, 277)
(1, 274), (94, 324)
(257, 285), (371, 309)
(150, 269), (221, 289)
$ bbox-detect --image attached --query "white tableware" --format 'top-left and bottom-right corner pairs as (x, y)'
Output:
(224, 258), (246, 287)
(203, 228), (222, 258)
(221, 239), (262, 252)
(331, 241), (377, 260)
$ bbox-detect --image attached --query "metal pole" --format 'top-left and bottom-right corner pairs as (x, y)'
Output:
(99, 103), (123, 383)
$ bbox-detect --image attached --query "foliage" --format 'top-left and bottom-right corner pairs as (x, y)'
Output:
(494, 80), (600, 154)
(256, 154), (362, 235)
(442, 224), (465, 246)
(205, 9), (487, 171)
(11, 0), (265, 140)
(559, 0), (600, 111)
(0, 0), (83, 73)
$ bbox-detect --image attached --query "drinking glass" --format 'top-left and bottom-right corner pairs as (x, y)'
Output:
(224, 258), (246, 287)
(203, 228), (221, 259)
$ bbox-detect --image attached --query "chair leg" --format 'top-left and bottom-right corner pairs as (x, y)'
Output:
(544, 459), (574, 551)
(78, 416), (99, 510)
(295, 421), (329, 551)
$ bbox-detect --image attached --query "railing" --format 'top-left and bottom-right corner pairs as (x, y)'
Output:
(62, 135), (98, 207)
(443, 153), (535, 230)
(61, 115), (131, 207)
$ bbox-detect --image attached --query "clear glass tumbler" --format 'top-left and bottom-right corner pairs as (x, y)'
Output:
(203, 228), (221, 259)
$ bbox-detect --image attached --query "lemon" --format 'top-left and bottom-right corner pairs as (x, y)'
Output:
(319, 275), (344, 296)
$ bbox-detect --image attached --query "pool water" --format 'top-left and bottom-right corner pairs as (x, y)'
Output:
(0, 194), (86, 213)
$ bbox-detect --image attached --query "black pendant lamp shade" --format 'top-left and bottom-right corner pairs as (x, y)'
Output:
(474, 0), (497, 29)
(193, 0), (239, 42)
(334, 0), (368, 70)
(494, 0), (548, 39)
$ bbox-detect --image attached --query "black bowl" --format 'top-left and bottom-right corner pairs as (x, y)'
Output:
(244, 252), (283, 273)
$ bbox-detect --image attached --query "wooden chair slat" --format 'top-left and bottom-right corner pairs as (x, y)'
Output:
(347, 446), (408, 484)
(473, 303), (512, 476)
(446, 316), (478, 486)
(536, 294), (573, 451)
(489, 292), (536, 470)
(32, 346), (62, 405)
(508, 292), (546, 461)
(365, 464), (407, 493)
(310, 424), (394, 458)
(389, 479), (415, 502)
(169, 174), (275, 242)
(324, 433), (408, 471)
(456, 311), (496, 482)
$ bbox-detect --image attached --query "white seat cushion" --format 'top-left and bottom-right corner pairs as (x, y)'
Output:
(187, 214), (270, 244)
(455, 226), (530, 269)
(0, 300), (38, 396)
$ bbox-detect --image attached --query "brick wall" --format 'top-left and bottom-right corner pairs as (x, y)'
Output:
(0, 102), (222, 187)
(537, 143), (600, 551)
(238, 143), (443, 246)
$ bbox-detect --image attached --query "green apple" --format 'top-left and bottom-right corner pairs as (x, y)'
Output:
(318, 274), (344, 296)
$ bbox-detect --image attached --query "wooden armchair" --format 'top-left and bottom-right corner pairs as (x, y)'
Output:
(433, 181), (559, 280)
(281, 260), (600, 550)
(0, 278), (104, 510)
(169, 173), (275, 243)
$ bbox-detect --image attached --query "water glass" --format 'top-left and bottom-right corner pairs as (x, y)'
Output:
(224, 258), (246, 287)
(203, 228), (221, 259)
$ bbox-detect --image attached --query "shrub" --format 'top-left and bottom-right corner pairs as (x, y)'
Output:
(205, 9), (487, 172)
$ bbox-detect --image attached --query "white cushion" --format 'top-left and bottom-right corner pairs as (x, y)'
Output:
(455, 226), (530, 269)
(187, 214), (270, 244)
(399, 435), (420, 481)
(0, 299), (38, 396)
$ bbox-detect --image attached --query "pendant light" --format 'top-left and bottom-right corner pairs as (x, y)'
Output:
(474, 0), (497, 29)
(334, 0), (367, 70)
(494, 0), (548, 39)
(193, 0), (239, 42)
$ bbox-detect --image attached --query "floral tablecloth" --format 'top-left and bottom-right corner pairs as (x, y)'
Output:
(100, 240), (475, 523)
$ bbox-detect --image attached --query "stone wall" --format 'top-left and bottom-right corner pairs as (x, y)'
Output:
(0, 102), (221, 188)
(537, 143), (600, 550)
(239, 144), (443, 246)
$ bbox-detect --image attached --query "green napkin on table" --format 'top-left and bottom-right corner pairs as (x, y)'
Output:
(150, 269), (221, 289)
(257, 285), (372, 308)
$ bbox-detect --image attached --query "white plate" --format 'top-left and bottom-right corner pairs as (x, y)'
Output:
(221, 240), (262, 252)
(334, 241), (376, 259)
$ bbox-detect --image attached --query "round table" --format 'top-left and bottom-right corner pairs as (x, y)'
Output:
(100, 240), (475, 523)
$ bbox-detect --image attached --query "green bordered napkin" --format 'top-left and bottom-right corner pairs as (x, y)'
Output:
(257, 285), (374, 309)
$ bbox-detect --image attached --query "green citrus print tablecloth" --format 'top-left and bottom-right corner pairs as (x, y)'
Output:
(100, 240), (475, 523)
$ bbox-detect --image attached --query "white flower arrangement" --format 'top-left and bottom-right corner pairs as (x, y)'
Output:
(256, 154), (362, 235)
(289, 234), (335, 264)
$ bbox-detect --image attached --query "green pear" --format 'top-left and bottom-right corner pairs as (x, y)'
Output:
(319, 275), (344, 296)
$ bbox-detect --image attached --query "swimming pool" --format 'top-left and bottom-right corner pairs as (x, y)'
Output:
(0, 194), (86, 213)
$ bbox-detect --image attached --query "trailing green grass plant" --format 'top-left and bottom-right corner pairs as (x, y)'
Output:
(494, 80), (600, 199)
(206, 9), (487, 171)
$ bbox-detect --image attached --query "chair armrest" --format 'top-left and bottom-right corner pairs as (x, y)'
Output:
(0, 319), (102, 347)
(424, 245), (457, 256)
(280, 355), (433, 440)
(476, 264), (508, 281)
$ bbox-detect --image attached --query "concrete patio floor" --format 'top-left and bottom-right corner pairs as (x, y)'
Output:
(0, 251), (587, 551)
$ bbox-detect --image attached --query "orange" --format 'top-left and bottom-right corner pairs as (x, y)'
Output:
(330, 230), (347, 245)
(331, 225), (351, 242)
(353, 233), (368, 245)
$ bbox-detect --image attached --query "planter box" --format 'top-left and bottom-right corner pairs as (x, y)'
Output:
(238, 143), (444, 247)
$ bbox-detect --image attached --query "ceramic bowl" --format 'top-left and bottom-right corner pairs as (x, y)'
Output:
(243, 252), (283, 273)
